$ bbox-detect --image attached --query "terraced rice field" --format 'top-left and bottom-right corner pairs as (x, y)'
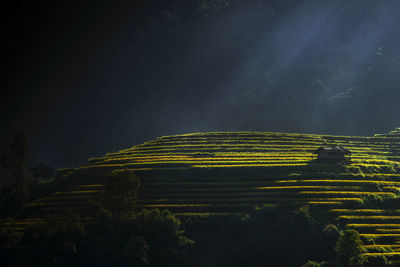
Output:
(14, 129), (400, 262)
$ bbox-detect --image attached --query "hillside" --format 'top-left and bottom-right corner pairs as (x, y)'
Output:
(10, 128), (400, 264)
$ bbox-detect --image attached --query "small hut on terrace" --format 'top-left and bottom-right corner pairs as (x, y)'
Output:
(312, 145), (351, 160)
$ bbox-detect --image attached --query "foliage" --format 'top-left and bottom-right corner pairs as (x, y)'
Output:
(10, 132), (29, 163)
(99, 169), (140, 218)
(335, 229), (366, 267)
(10, 133), (30, 202)
(302, 260), (325, 267)
(0, 218), (21, 265)
(132, 209), (194, 266)
(87, 208), (192, 267)
(124, 236), (150, 267)
(0, 208), (193, 267)
(182, 206), (338, 267)
(0, 133), (31, 218)
(4, 129), (400, 264)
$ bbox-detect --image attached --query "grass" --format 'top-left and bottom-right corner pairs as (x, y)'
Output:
(257, 186), (362, 190)
(376, 229), (400, 232)
(307, 201), (343, 205)
(360, 234), (400, 238)
(363, 252), (400, 256)
(9, 129), (400, 259)
(276, 180), (400, 185)
(331, 209), (400, 213)
(299, 191), (395, 196)
(340, 216), (400, 220)
(347, 224), (400, 228)
(363, 245), (400, 248)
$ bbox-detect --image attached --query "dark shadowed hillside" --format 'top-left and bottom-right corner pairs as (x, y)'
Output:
(0, 129), (399, 265)
(2, 0), (400, 168)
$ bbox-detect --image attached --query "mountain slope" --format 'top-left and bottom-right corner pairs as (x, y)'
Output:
(13, 129), (400, 262)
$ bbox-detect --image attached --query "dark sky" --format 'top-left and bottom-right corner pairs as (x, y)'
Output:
(2, 0), (400, 168)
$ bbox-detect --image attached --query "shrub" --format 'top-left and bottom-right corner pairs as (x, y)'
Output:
(302, 260), (325, 267)
(335, 229), (366, 267)
(99, 170), (141, 218)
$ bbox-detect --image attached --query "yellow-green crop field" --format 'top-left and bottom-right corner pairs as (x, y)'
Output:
(11, 130), (400, 261)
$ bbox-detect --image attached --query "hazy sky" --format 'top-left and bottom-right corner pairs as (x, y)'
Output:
(2, 0), (400, 168)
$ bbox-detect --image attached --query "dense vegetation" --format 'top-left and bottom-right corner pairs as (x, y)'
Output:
(2, 129), (400, 266)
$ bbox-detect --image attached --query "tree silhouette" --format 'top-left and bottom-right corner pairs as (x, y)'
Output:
(10, 133), (30, 203)
(0, 133), (30, 217)
(335, 229), (365, 267)
(99, 169), (140, 218)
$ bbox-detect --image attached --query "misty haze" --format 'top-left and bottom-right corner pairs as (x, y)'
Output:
(2, 1), (400, 266)
(2, 0), (400, 168)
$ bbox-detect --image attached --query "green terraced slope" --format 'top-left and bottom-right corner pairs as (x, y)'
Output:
(84, 131), (400, 169)
(14, 129), (400, 262)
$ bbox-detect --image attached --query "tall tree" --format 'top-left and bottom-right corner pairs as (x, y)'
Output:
(10, 133), (30, 202)
(99, 169), (141, 218)
(335, 229), (365, 267)
(0, 133), (30, 217)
